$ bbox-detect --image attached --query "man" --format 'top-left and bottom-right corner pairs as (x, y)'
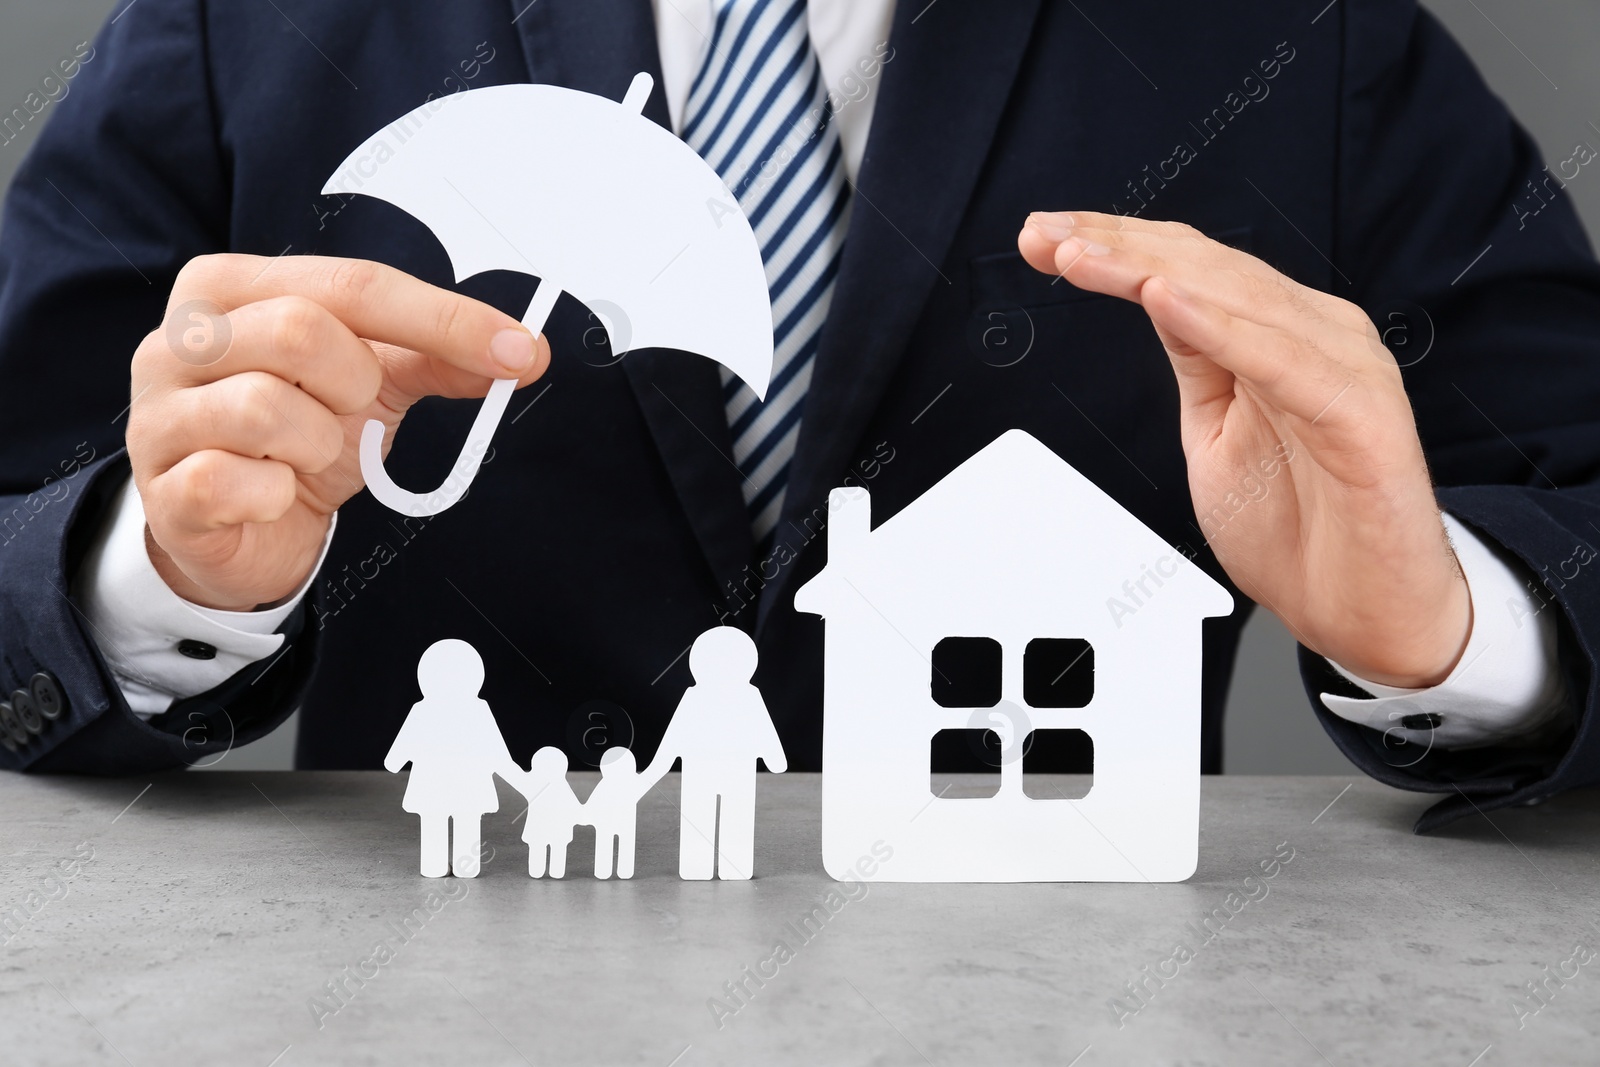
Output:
(0, 0), (1595, 833)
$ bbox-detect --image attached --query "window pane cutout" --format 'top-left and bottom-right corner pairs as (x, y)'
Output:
(1024, 638), (1094, 708)
(930, 636), (1002, 708)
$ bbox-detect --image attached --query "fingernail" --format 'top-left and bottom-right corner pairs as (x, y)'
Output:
(490, 328), (535, 372)
(1028, 211), (1075, 242)
(1060, 235), (1111, 262)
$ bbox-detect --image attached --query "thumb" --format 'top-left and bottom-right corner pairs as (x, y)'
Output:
(371, 335), (551, 421)
(1141, 276), (1237, 432)
(305, 336), (548, 510)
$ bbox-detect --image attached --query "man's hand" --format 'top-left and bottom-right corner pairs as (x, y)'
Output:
(1018, 211), (1469, 688)
(127, 255), (550, 612)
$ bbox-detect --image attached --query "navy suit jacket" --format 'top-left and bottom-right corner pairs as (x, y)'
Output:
(1, 0), (1597, 831)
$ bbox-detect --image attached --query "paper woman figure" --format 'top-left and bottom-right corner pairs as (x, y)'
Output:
(640, 627), (787, 879)
(384, 639), (523, 877)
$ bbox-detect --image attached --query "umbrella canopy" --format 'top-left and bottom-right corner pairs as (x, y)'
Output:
(322, 74), (773, 516)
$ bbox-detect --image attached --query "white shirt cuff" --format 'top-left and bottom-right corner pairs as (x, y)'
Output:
(1320, 513), (1573, 750)
(75, 475), (335, 720)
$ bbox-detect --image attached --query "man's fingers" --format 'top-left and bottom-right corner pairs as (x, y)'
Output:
(1142, 276), (1360, 426)
(145, 450), (299, 534)
(1033, 209), (1204, 239)
(135, 371), (346, 477)
(372, 339), (550, 412)
(1047, 225), (1303, 322)
(1139, 279), (1239, 432)
(1017, 215), (1067, 274)
(172, 254), (545, 381)
(1021, 213), (1385, 429)
(1020, 212), (1369, 336)
(1020, 211), (1210, 273)
(148, 295), (384, 415)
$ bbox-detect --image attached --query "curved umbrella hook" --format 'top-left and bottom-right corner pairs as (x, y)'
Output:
(359, 281), (559, 517)
(357, 72), (656, 518)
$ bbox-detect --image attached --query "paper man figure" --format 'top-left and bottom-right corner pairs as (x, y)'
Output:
(641, 627), (787, 880)
(384, 639), (523, 878)
(582, 748), (655, 879)
(519, 746), (583, 878)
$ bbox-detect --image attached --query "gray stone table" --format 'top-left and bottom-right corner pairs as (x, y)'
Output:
(1, 772), (1597, 1066)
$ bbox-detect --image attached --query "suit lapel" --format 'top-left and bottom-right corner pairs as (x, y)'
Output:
(513, 0), (757, 603)
(758, 0), (1047, 631)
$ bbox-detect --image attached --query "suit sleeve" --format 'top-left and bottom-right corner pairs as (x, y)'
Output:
(0, 0), (321, 773)
(1303, 0), (1600, 829)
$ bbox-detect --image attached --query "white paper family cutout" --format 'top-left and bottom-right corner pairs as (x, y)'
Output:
(323, 73), (774, 517)
(795, 430), (1234, 883)
(385, 628), (787, 880)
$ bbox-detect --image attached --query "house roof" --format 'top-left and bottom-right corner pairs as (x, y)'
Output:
(794, 429), (1233, 627)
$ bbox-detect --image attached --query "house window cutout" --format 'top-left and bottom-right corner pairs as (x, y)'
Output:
(931, 636), (1002, 708)
(1022, 729), (1094, 799)
(1023, 638), (1094, 708)
(929, 729), (1003, 797)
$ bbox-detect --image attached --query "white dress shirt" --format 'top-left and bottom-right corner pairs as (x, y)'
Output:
(77, 477), (336, 716)
(79, 0), (1572, 751)
(1319, 514), (1571, 748)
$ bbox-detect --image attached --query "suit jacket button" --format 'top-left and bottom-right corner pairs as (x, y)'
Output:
(10, 689), (42, 735)
(178, 640), (218, 661)
(29, 672), (66, 721)
(0, 700), (28, 746)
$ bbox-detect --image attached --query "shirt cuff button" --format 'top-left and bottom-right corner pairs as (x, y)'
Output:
(1399, 712), (1443, 730)
(178, 639), (218, 661)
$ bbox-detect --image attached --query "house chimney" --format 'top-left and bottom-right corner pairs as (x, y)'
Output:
(827, 486), (870, 565)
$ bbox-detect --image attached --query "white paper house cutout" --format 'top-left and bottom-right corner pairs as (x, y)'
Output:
(794, 430), (1233, 882)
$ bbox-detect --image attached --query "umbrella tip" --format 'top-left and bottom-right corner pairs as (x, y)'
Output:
(622, 72), (654, 114)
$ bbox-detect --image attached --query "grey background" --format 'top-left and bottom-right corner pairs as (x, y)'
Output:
(0, 0), (1593, 772)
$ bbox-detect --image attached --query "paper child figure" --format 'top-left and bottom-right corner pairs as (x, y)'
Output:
(384, 639), (523, 878)
(582, 747), (656, 879)
(519, 746), (583, 878)
(640, 626), (787, 880)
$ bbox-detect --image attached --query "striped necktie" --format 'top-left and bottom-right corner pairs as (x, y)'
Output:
(680, 0), (852, 550)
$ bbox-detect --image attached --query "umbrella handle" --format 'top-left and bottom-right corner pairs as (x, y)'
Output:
(358, 281), (562, 517)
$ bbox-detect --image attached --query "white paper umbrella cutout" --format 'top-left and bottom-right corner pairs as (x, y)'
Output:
(322, 73), (773, 517)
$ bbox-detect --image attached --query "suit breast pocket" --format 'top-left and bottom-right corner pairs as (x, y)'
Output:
(965, 225), (1254, 365)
